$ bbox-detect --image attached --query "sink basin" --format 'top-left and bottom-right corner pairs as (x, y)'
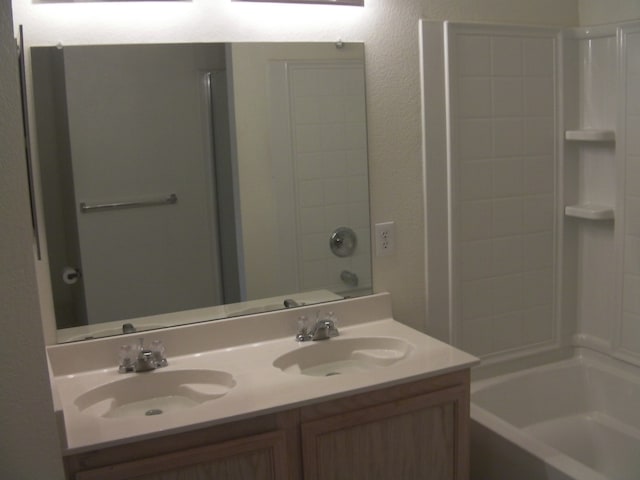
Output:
(273, 337), (414, 377)
(74, 369), (236, 419)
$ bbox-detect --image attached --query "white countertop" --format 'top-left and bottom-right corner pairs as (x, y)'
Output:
(47, 293), (478, 454)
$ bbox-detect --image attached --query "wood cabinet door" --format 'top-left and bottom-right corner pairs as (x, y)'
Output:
(74, 430), (289, 480)
(301, 385), (468, 480)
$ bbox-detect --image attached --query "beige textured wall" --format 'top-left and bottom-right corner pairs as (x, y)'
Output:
(364, 1), (425, 331)
(579, 0), (640, 25)
(0, 0), (64, 477)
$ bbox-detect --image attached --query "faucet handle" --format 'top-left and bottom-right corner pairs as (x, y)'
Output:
(118, 338), (168, 373)
(296, 315), (312, 342)
(118, 344), (137, 373)
(318, 311), (338, 327)
(150, 340), (168, 367)
(323, 312), (339, 337)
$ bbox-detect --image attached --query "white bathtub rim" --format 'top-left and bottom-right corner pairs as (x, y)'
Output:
(471, 346), (640, 395)
(471, 355), (580, 395)
(471, 344), (574, 382)
(471, 404), (609, 480)
(471, 347), (640, 480)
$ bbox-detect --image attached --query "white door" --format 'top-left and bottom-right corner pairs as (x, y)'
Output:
(62, 44), (224, 324)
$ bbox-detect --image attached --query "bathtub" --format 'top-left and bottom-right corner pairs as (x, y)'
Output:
(470, 350), (640, 480)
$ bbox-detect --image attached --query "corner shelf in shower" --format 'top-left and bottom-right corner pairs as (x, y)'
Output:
(564, 204), (615, 221)
(565, 129), (616, 142)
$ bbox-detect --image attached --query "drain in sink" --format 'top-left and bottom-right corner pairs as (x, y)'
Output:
(145, 409), (163, 416)
(325, 372), (341, 376)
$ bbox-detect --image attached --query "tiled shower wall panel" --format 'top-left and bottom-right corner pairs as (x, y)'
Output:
(620, 26), (640, 356)
(447, 25), (558, 357)
(289, 62), (372, 294)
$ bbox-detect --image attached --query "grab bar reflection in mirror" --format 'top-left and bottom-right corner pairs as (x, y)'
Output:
(80, 193), (178, 213)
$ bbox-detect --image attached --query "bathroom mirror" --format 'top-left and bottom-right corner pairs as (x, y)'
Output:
(30, 42), (371, 343)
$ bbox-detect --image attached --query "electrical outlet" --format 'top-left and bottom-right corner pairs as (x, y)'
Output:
(375, 221), (395, 256)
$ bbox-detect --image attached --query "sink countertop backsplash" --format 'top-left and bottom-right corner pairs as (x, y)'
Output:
(46, 292), (479, 453)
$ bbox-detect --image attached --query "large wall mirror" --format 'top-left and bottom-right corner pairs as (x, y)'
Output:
(30, 41), (372, 343)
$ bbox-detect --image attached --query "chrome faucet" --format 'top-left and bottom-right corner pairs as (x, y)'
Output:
(340, 270), (359, 287)
(122, 322), (136, 334)
(284, 298), (302, 308)
(119, 338), (168, 373)
(296, 312), (339, 342)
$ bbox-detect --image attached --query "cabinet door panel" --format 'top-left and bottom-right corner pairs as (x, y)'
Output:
(75, 431), (288, 480)
(302, 386), (466, 480)
(131, 449), (276, 480)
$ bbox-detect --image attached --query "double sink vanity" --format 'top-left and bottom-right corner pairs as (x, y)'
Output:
(47, 293), (478, 479)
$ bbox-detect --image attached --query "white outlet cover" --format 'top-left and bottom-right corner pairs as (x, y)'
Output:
(375, 221), (395, 256)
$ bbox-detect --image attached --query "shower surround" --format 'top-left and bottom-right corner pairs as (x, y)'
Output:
(422, 18), (640, 480)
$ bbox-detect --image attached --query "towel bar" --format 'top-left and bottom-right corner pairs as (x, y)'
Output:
(80, 193), (178, 213)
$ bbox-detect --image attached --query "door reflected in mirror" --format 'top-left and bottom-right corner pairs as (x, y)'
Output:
(30, 42), (371, 343)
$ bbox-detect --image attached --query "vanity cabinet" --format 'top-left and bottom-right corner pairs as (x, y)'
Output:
(300, 370), (469, 480)
(64, 370), (470, 480)
(301, 387), (464, 479)
(64, 412), (301, 480)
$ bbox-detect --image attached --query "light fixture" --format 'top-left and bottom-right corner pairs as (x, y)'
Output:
(233, 0), (363, 6)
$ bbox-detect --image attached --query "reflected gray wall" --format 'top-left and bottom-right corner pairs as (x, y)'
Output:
(32, 44), (231, 328)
